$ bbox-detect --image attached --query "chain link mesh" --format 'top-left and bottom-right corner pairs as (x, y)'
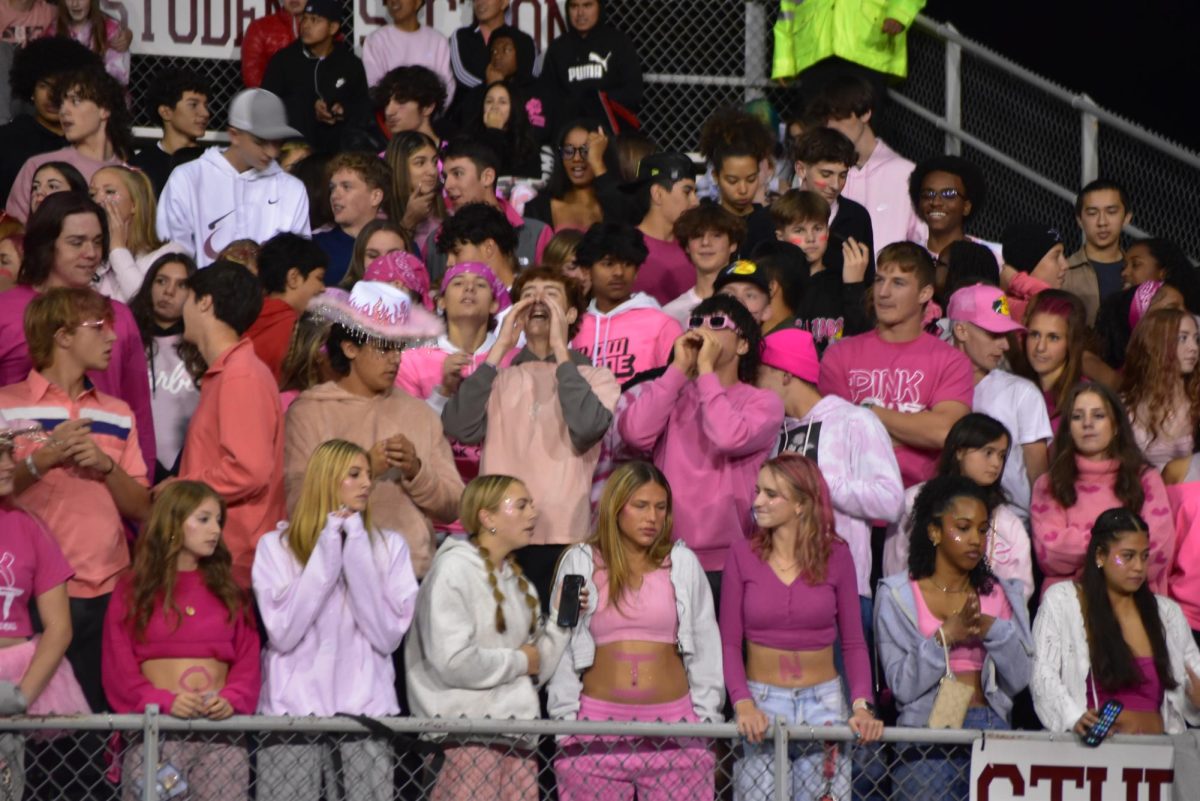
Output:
(0, 718), (989, 801)
(124, 1), (1199, 257)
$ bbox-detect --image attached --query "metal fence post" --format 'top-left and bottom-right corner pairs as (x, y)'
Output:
(744, 0), (767, 104)
(1080, 94), (1100, 186)
(773, 717), (788, 801)
(142, 704), (160, 801)
(943, 23), (962, 156)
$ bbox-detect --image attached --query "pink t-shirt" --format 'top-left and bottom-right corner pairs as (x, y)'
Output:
(0, 0), (52, 45)
(0, 505), (73, 637)
(817, 330), (974, 487)
(634, 233), (694, 306)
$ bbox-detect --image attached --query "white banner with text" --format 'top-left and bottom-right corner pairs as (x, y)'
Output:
(123, 0), (566, 61)
(970, 737), (1174, 801)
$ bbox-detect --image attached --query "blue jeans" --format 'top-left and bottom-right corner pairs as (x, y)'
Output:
(892, 706), (1009, 801)
(733, 678), (849, 801)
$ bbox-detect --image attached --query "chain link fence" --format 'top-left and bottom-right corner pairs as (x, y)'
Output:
(125, 3), (1199, 258)
(0, 711), (1179, 800)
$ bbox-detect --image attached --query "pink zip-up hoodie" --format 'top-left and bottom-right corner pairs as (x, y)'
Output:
(571, 293), (682, 384)
(619, 365), (784, 571)
(1031, 456), (1175, 594)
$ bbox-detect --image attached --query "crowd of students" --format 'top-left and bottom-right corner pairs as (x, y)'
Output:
(0, 1), (1197, 799)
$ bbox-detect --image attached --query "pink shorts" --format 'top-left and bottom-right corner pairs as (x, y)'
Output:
(0, 638), (90, 716)
(578, 694), (698, 723)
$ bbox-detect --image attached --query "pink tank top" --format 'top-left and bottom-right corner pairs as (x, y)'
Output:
(911, 580), (1013, 672)
(590, 564), (677, 646)
(1087, 657), (1163, 713)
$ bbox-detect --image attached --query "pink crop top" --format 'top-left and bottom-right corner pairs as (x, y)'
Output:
(1088, 657), (1163, 713)
(912, 580), (1013, 672)
(101, 570), (261, 714)
(590, 562), (677, 646)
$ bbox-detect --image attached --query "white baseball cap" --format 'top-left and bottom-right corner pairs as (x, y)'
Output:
(227, 88), (302, 141)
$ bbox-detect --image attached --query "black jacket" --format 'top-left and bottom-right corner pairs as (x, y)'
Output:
(826, 194), (876, 276)
(261, 40), (372, 155)
(0, 115), (65, 203)
(538, 23), (643, 134)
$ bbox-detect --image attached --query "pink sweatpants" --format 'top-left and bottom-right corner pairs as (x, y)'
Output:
(431, 744), (538, 801)
(554, 695), (716, 801)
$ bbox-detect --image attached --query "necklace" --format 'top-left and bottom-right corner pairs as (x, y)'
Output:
(928, 576), (969, 594)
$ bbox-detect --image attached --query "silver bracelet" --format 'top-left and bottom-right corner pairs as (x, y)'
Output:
(24, 454), (40, 480)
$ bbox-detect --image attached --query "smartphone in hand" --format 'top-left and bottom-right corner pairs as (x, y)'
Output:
(1083, 700), (1123, 746)
(557, 575), (585, 628)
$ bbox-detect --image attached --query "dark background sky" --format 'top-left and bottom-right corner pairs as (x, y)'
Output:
(923, 0), (1199, 151)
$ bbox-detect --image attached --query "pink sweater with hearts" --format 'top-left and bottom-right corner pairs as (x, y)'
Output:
(1031, 456), (1175, 595)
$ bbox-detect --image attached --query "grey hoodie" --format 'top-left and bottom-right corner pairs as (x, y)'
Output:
(874, 573), (1033, 727)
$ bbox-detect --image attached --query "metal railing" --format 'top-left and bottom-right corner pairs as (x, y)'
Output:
(880, 15), (1200, 259)
(0, 709), (1176, 801)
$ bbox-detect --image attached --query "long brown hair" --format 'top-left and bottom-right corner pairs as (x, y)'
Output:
(1120, 308), (1200, 445)
(1014, 290), (1087, 418)
(588, 461), (674, 611)
(56, 0), (110, 56)
(750, 454), (839, 584)
(126, 481), (244, 639)
(1048, 383), (1147, 509)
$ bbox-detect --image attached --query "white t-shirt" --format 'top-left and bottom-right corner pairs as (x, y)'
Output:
(973, 369), (1053, 516)
(661, 287), (703, 327)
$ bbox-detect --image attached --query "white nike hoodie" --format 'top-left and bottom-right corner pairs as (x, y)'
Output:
(156, 147), (311, 268)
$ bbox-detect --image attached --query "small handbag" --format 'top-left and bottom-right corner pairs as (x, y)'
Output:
(927, 626), (974, 729)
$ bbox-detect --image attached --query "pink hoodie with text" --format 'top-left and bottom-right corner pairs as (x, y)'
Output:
(571, 293), (682, 384)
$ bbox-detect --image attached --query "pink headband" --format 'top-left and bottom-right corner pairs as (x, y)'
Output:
(1130, 280), (1163, 329)
(439, 262), (512, 311)
(363, 251), (434, 310)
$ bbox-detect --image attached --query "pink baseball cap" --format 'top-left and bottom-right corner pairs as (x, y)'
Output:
(947, 284), (1024, 333)
(761, 328), (820, 384)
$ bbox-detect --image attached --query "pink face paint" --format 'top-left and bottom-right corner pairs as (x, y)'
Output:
(818, 232), (828, 243)
(613, 650), (656, 687)
(813, 179), (828, 189)
(779, 653), (805, 681)
(178, 665), (214, 693)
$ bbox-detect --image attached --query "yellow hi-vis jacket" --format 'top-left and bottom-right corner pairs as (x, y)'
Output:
(771, 0), (927, 81)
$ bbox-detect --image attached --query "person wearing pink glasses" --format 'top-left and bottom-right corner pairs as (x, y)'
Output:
(619, 293), (783, 605)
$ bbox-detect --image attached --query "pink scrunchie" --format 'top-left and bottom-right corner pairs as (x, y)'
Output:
(1129, 280), (1163, 329)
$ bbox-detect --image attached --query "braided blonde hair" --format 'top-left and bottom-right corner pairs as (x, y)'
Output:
(460, 475), (540, 636)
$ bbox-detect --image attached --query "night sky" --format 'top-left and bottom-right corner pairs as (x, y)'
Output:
(924, 0), (1200, 152)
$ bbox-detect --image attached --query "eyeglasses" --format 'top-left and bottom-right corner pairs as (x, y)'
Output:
(561, 145), (590, 161)
(919, 188), (964, 202)
(77, 319), (114, 333)
(688, 314), (740, 332)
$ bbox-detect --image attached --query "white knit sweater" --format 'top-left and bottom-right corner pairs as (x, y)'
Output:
(1031, 580), (1200, 733)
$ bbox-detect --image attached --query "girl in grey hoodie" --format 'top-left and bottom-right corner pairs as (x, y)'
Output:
(875, 476), (1032, 801)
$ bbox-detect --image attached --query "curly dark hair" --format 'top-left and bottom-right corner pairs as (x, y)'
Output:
(8, 36), (100, 102)
(908, 155), (988, 219)
(52, 68), (134, 160)
(543, 117), (616, 201)
(436, 202), (517, 256)
(144, 67), (211, 119)
(370, 65), (447, 117)
(574, 222), (649, 268)
(698, 106), (773, 167)
(907, 476), (997, 592)
(691, 294), (763, 385)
